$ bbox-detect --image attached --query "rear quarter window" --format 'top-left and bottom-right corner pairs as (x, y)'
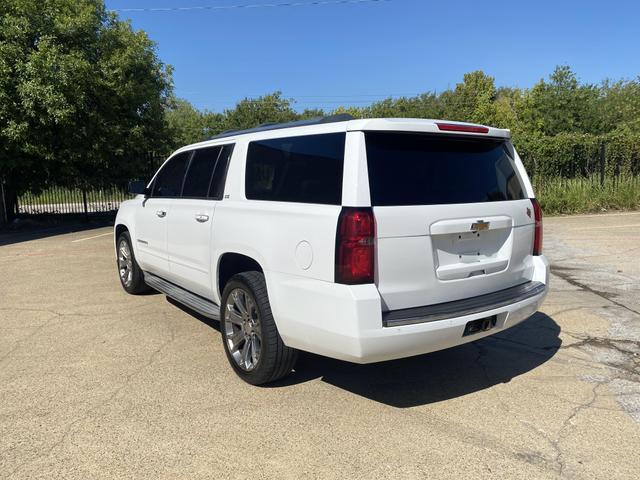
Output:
(365, 132), (525, 206)
(245, 133), (345, 205)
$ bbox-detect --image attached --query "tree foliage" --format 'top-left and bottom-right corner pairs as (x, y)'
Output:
(0, 0), (172, 193)
(164, 66), (640, 182)
(174, 66), (639, 146)
(1, 0), (638, 206)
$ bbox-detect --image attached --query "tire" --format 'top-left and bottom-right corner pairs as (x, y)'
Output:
(220, 271), (298, 385)
(116, 231), (149, 294)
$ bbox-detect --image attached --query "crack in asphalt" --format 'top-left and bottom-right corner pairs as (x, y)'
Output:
(0, 311), (61, 365)
(0, 302), (160, 365)
(553, 382), (602, 476)
(546, 237), (640, 431)
(3, 316), (177, 479)
(550, 266), (640, 317)
(473, 341), (567, 475)
(475, 259), (640, 475)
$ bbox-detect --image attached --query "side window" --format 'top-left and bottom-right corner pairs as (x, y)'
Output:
(182, 146), (222, 198)
(245, 133), (345, 205)
(209, 144), (234, 200)
(152, 152), (191, 198)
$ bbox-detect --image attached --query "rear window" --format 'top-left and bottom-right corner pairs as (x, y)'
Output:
(245, 133), (345, 205)
(365, 132), (526, 206)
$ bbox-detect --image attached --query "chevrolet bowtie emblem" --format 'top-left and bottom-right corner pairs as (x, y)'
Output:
(470, 220), (490, 231)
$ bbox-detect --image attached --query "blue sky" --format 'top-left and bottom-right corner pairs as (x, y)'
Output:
(105, 0), (640, 113)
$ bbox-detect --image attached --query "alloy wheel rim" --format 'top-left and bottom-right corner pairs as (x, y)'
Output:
(118, 240), (133, 287)
(223, 288), (262, 371)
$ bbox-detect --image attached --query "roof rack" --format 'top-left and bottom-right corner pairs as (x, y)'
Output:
(208, 114), (354, 140)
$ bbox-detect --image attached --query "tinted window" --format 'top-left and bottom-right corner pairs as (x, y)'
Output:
(152, 152), (191, 197)
(182, 146), (221, 198)
(365, 133), (525, 206)
(210, 144), (234, 199)
(245, 133), (345, 205)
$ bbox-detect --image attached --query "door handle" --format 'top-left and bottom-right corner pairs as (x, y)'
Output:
(195, 214), (210, 223)
(156, 210), (167, 218)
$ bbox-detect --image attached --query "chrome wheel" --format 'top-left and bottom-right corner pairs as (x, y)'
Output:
(118, 239), (133, 287)
(223, 288), (262, 371)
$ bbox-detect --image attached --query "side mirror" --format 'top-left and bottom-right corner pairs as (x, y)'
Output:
(128, 180), (148, 196)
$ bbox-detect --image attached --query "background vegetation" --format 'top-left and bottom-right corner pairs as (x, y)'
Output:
(1, 0), (639, 219)
(163, 67), (640, 215)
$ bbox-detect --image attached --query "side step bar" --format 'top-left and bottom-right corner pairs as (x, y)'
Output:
(382, 281), (546, 327)
(144, 272), (220, 321)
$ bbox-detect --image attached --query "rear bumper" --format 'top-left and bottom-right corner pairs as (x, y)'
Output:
(382, 280), (546, 327)
(267, 255), (549, 363)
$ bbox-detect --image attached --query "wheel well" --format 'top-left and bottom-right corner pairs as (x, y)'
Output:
(115, 224), (128, 239)
(218, 253), (263, 296)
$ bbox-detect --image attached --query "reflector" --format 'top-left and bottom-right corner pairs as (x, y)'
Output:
(531, 198), (543, 255)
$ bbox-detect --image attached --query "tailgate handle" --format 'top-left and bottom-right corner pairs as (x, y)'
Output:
(430, 216), (511, 235)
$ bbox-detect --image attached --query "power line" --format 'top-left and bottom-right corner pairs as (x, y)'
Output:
(182, 93), (425, 99)
(196, 100), (415, 105)
(111, 0), (390, 13)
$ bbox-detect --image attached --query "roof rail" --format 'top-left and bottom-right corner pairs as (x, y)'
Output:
(208, 114), (354, 140)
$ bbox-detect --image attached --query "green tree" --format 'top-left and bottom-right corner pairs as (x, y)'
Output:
(0, 0), (172, 218)
(440, 71), (497, 124)
(331, 105), (366, 119)
(520, 66), (600, 135)
(365, 92), (443, 119)
(165, 97), (224, 148)
(492, 87), (526, 133)
(298, 108), (327, 119)
(220, 92), (299, 132)
(599, 78), (640, 133)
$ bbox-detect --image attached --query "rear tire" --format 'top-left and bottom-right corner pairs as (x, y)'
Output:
(116, 231), (149, 294)
(220, 272), (298, 385)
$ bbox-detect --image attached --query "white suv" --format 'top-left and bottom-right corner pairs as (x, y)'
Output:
(115, 116), (549, 385)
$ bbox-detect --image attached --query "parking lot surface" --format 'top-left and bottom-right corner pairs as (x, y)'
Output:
(1, 212), (639, 479)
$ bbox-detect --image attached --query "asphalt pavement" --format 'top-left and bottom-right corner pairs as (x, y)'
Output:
(1, 212), (639, 479)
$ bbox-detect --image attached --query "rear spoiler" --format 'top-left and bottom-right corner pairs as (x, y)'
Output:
(347, 118), (510, 139)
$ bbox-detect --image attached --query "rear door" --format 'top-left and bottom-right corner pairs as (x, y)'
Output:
(365, 131), (535, 311)
(167, 144), (233, 297)
(135, 152), (191, 277)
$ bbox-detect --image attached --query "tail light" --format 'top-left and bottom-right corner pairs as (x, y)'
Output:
(531, 198), (543, 255)
(335, 207), (375, 284)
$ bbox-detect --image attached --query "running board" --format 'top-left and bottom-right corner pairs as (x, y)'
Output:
(144, 272), (220, 321)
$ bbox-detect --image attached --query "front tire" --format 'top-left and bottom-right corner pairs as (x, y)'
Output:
(116, 231), (148, 294)
(220, 272), (298, 385)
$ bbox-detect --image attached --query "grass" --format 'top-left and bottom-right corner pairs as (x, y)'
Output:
(535, 175), (640, 215)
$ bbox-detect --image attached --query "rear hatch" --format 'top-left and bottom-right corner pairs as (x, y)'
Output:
(365, 130), (535, 311)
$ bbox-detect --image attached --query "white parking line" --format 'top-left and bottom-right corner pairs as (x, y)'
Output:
(71, 232), (112, 243)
